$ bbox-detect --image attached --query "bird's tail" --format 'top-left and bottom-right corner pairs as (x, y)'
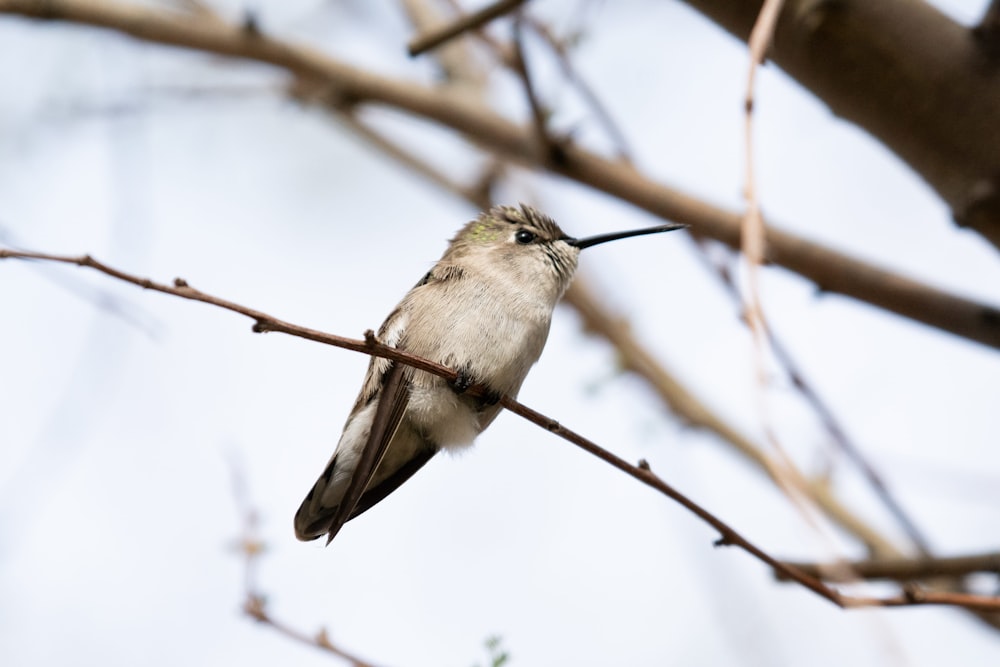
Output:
(293, 454), (341, 541)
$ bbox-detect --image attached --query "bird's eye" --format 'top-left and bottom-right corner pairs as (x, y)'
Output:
(515, 230), (536, 245)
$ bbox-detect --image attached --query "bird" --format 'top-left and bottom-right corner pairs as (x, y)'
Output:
(294, 203), (684, 544)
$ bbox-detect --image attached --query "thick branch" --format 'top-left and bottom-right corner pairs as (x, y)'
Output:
(1, 0), (998, 349)
(778, 551), (1000, 583)
(230, 460), (383, 667)
(683, 0), (1000, 249)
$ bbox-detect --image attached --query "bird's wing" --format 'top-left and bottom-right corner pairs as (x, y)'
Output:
(347, 445), (435, 520)
(323, 360), (412, 545)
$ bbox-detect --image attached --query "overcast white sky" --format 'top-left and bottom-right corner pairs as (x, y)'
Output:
(2, 1), (999, 666)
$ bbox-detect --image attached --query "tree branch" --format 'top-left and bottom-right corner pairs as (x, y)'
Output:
(229, 457), (386, 667)
(564, 278), (904, 559)
(521, 17), (633, 163)
(690, 240), (932, 555)
(4, 246), (1000, 613)
(977, 0), (1000, 45)
(778, 551), (1000, 583)
(510, 18), (566, 166)
(407, 0), (527, 57)
(2, 0), (997, 349)
(682, 0), (1000, 250)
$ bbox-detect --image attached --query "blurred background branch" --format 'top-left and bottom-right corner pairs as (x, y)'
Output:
(2, 0), (997, 348)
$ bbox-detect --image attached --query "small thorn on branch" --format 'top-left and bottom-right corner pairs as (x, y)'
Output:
(316, 628), (333, 649)
(363, 329), (378, 346)
(174, 277), (189, 288)
(244, 594), (267, 621)
(714, 534), (735, 547)
(637, 458), (651, 471)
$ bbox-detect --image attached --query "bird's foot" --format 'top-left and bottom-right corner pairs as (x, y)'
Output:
(450, 369), (502, 406)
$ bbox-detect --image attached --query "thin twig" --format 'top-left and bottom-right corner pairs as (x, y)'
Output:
(228, 455), (385, 667)
(399, 0), (489, 94)
(741, 0), (793, 470)
(563, 278), (903, 559)
(4, 247), (1000, 612)
(510, 18), (565, 166)
(740, 0), (785, 331)
(740, 0), (782, 357)
(462, 9), (633, 162)
(407, 0), (527, 57)
(691, 238), (932, 556)
(338, 107), (495, 211)
(523, 17), (632, 163)
(737, 0), (837, 560)
(778, 552), (1000, 583)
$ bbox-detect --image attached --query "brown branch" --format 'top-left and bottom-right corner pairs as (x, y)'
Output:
(774, 326), (932, 554)
(228, 456), (385, 667)
(4, 246), (1000, 613)
(978, 0), (1000, 43)
(740, 0), (782, 382)
(523, 17), (633, 163)
(1, 0), (996, 349)
(510, 18), (565, 166)
(739, 0), (818, 540)
(564, 278), (902, 559)
(681, 0), (1000, 249)
(407, 0), (527, 57)
(399, 0), (489, 94)
(172, 0), (221, 23)
(0, 248), (458, 378)
(334, 106), (495, 211)
(691, 239), (932, 556)
(778, 552), (1000, 583)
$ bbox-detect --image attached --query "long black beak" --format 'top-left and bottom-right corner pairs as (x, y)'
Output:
(565, 223), (687, 249)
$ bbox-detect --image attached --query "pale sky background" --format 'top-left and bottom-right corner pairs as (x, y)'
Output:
(2, 1), (1000, 666)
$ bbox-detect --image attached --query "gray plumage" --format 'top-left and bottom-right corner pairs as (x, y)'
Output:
(294, 204), (683, 544)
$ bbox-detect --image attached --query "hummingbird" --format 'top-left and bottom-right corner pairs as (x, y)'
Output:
(294, 204), (684, 544)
